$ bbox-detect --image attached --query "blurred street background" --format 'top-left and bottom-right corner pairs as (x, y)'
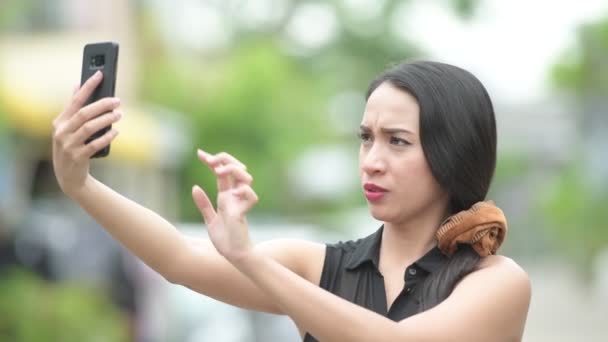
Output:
(0, 0), (607, 341)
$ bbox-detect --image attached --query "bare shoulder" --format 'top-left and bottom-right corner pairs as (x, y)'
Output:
(257, 238), (326, 285)
(476, 254), (530, 284)
(455, 254), (532, 323)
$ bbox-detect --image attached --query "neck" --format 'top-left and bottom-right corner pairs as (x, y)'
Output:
(381, 204), (449, 267)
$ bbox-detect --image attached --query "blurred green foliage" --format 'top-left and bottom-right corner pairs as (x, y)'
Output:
(0, 101), (6, 133)
(139, 41), (336, 220)
(450, 0), (480, 20)
(539, 166), (608, 268)
(544, 15), (608, 270)
(493, 151), (530, 185)
(552, 17), (608, 95)
(0, 0), (62, 32)
(0, 268), (129, 342)
(135, 1), (432, 221)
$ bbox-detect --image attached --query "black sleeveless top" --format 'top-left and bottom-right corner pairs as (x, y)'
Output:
(303, 226), (448, 342)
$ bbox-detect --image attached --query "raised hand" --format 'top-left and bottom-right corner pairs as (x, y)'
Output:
(52, 71), (122, 197)
(192, 149), (258, 261)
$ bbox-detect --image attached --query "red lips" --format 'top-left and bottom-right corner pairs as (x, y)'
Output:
(364, 183), (388, 192)
(363, 183), (387, 201)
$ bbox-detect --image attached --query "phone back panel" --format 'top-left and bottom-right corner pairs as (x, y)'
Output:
(80, 42), (119, 157)
(81, 42), (119, 105)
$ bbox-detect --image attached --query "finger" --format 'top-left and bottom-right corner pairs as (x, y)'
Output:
(233, 185), (259, 212)
(192, 185), (217, 225)
(60, 97), (121, 135)
(214, 152), (247, 170)
(196, 150), (235, 192)
(198, 149), (246, 170)
(66, 110), (122, 147)
(215, 164), (253, 185)
(72, 83), (80, 96)
(65, 70), (104, 119)
(216, 168), (232, 193)
(76, 128), (119, 159)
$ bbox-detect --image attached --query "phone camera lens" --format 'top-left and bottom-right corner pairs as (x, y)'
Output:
(90, 55), (105, 67)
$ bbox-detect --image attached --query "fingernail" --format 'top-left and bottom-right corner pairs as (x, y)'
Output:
(95, 70), (102, 79)
(112, 97), (121, 105)
(115, 110), (123, 118)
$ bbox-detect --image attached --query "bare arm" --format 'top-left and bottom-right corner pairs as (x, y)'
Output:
(51, 73), (324, 314)
(72, 176), (187, 280)
(177, 236), (324, 313)
(70, 175), (328, 314)
(234, 252), (531, 342)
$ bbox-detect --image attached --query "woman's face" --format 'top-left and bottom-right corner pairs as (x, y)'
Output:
(359, 82), (448, 225)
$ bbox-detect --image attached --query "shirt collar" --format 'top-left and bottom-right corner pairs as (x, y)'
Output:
(345, 226), (384, 271)
(345, 225), (448, 273)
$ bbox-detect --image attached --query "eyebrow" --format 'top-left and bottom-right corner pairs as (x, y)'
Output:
(359, 124), (415, 135)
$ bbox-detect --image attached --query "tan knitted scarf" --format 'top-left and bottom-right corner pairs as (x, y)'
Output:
(436, 201), (507, 257)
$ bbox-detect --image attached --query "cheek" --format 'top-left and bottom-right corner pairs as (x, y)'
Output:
(395, 149), (441, 195)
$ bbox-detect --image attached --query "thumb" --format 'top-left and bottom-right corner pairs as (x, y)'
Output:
(192, 185), (217, 225)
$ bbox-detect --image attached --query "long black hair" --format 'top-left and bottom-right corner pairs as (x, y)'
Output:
(366, 60), (497, 311)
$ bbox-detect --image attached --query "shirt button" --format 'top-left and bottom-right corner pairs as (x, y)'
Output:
(408, 268), (417, 276)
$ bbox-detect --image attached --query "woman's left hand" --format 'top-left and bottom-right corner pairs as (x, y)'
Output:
(192, 149), (258, 262)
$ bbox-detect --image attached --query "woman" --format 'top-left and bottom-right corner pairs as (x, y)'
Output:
(52, 60), (531, 341)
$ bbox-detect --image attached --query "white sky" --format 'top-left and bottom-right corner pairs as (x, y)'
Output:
(398, 0), (608, 103)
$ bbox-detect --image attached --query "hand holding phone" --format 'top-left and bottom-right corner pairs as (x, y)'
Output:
(80, 42), (119, 158)
(52, 68), (122, 197)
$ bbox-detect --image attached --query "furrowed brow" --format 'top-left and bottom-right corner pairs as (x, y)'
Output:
(381, 127), (414, 135)
(360, 125), (415, 135)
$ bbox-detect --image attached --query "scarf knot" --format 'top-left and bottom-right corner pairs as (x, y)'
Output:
(436, 201), (507, 257)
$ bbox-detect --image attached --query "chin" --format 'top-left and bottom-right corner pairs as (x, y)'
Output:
(368, 201), (418, 225)
(368, 205), (399, 223)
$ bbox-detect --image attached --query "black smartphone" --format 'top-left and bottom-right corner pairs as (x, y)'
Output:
(80, 41), (119, 158)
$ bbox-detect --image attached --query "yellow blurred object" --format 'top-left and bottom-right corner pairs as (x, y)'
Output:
(0, 33), (163, 165)
(107, 105), (161, 164)
(0, 84), (160, 165)
(0, 83), (56, 138)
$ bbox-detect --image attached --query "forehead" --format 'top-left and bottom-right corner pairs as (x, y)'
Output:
(362, 82), (420, 131)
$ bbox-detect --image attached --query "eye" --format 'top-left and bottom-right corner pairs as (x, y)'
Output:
(390, 137), (411, 146)
(358, 132), (372, 143)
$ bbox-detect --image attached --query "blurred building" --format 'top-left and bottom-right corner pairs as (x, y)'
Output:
(0, 1), (191, 340)
(0, 0), (191, 224)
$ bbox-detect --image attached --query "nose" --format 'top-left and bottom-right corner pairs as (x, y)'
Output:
(360, 143), (386, 175)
